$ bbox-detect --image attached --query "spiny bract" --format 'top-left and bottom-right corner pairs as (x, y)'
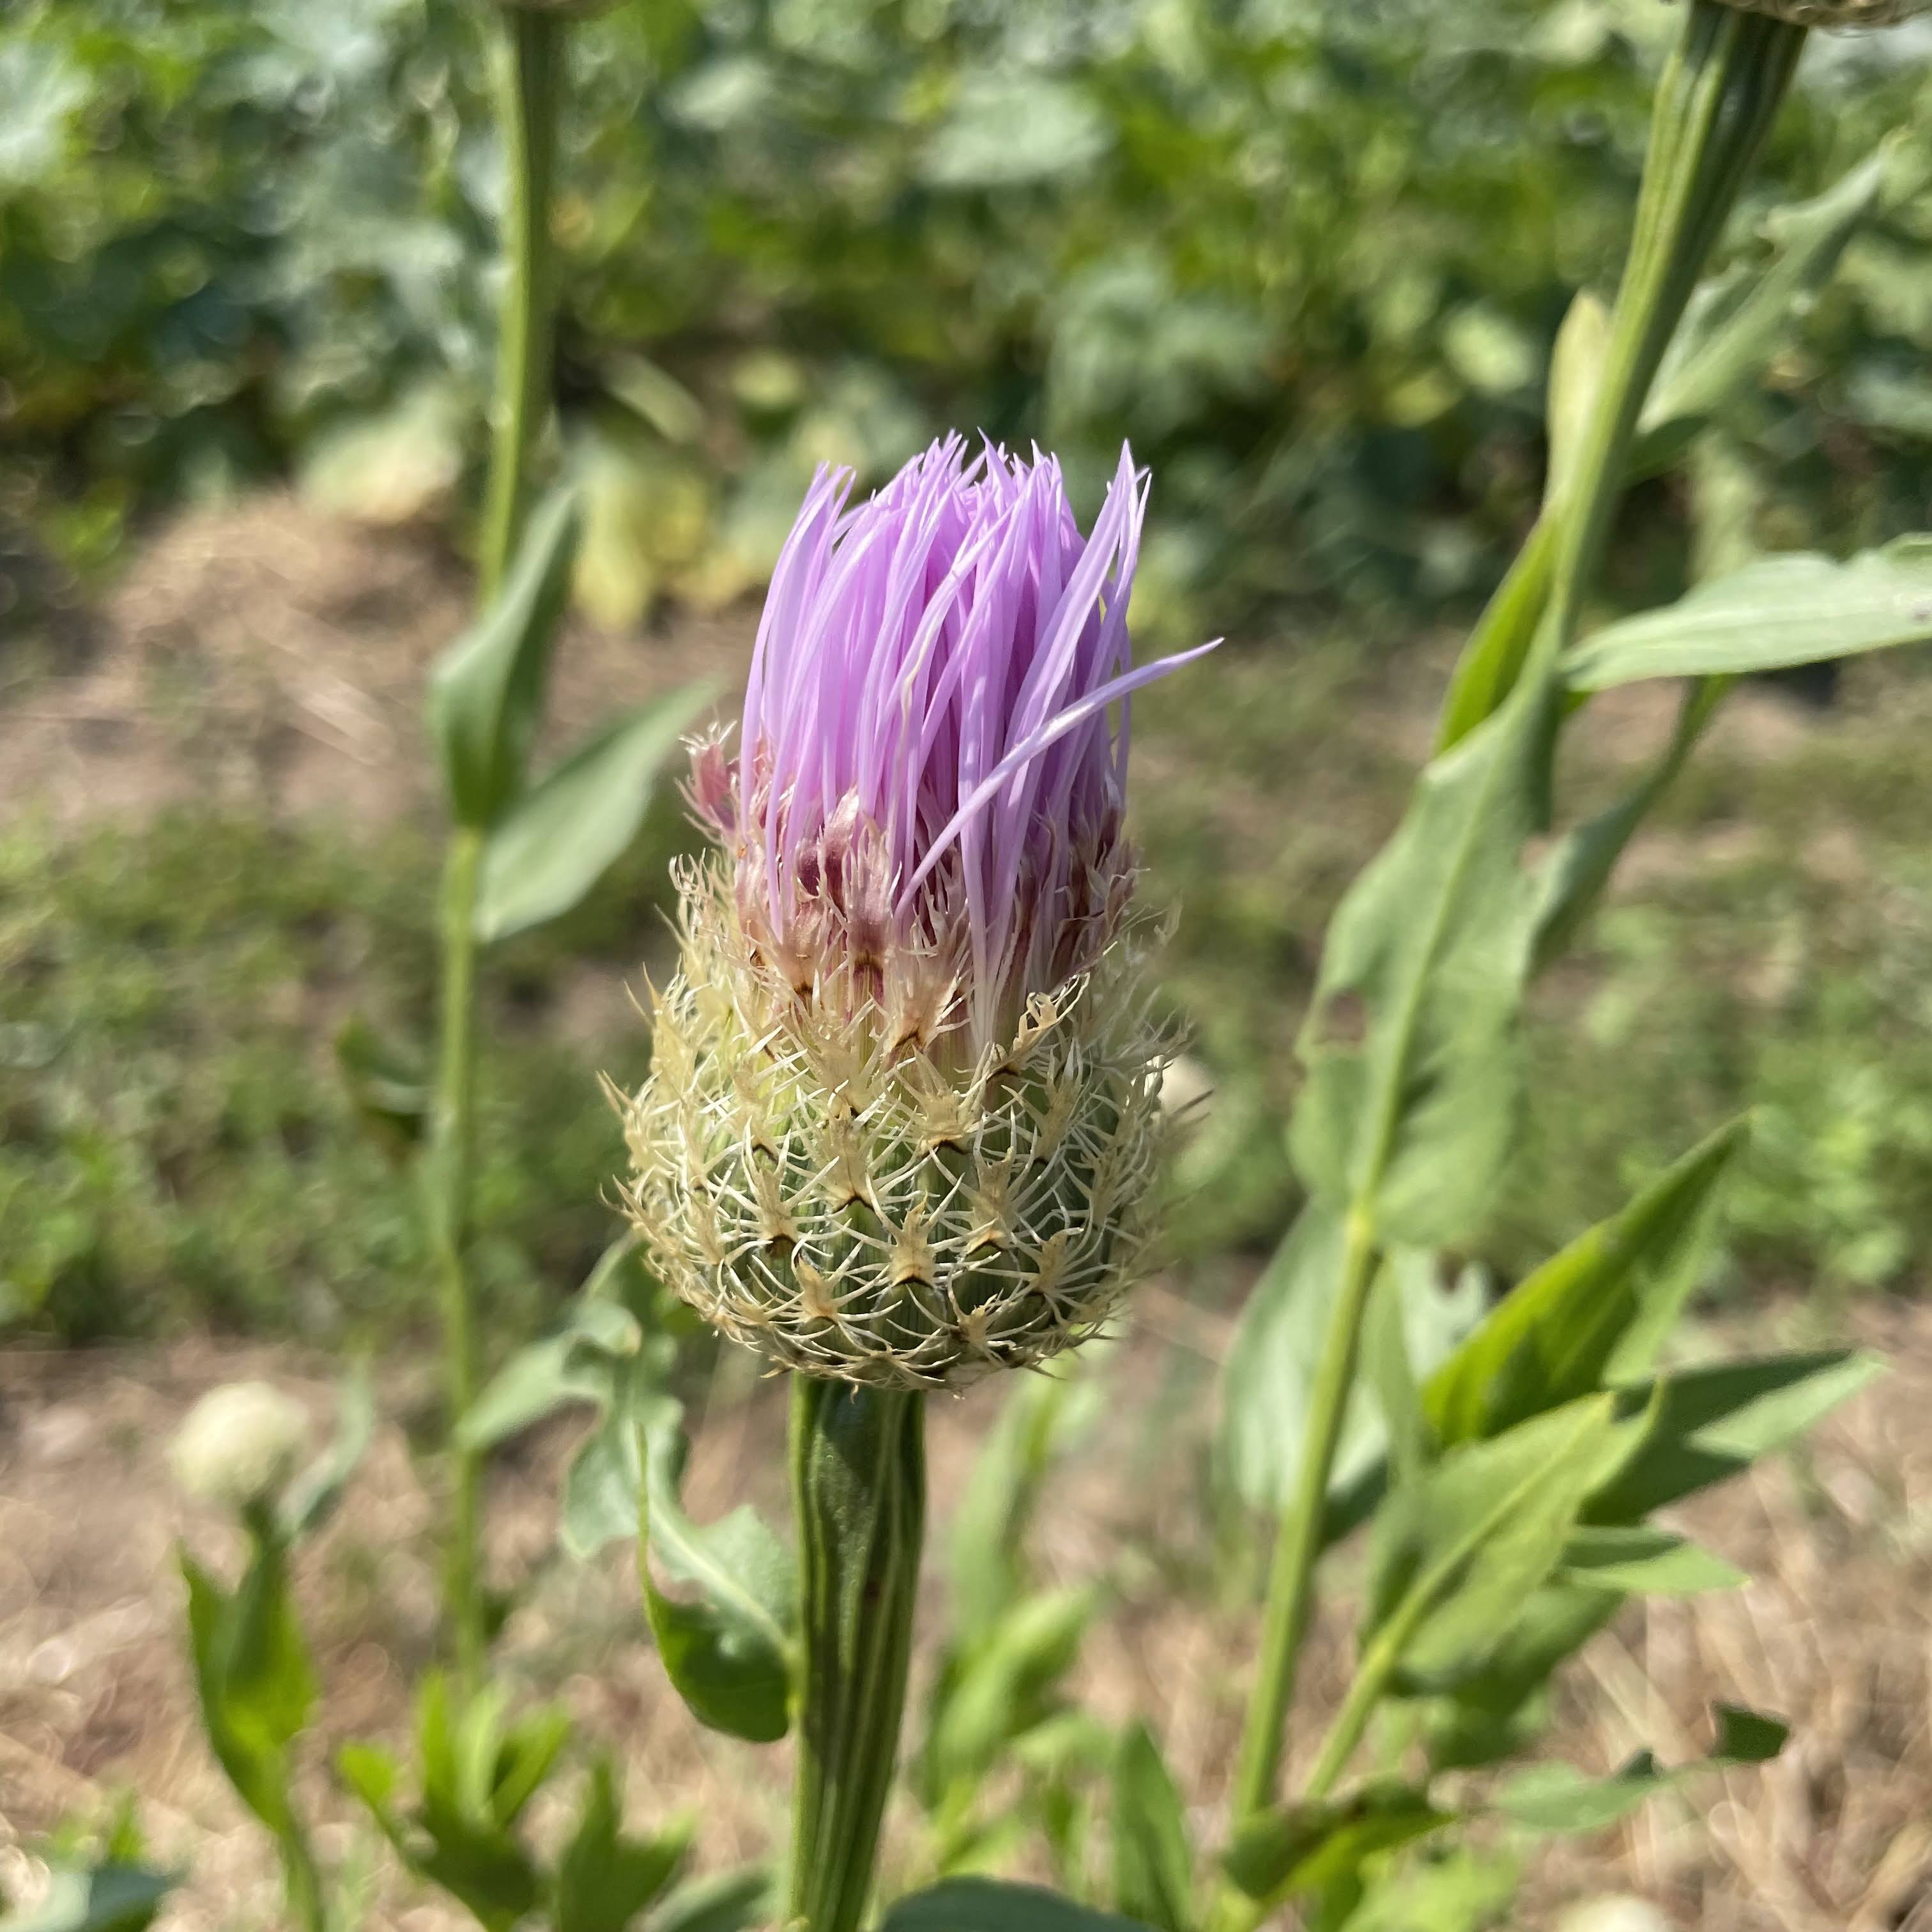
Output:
(614, 438), (1210, 1389)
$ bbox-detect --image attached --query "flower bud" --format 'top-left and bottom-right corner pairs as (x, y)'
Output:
(170, 1381), (310, 1514)
(617, 439), (1214, 1389)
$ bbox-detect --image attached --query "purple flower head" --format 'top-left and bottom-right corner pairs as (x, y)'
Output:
(691, 436), (1214, 1054)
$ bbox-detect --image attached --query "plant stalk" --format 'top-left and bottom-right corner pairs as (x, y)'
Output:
(479, 8), (564, 599)
(788, 1379), (926, 1932)
(1540, 0), (1803, 668)
(1227, 1206), (1379, 1822)
(1238, 0), (1807, 1836)
(427, 824), (486, 1689)
(1435, 0), (1804, 750)
(427, 3), (565, 1687)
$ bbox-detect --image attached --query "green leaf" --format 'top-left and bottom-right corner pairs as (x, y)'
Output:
(1368, 1396), (1634, 1692)
(921, 1588), (1096, 1805)
(474, 684), (712, 942)
(1292, 683), (1557, 1249)
(342, 1676), (570, 1932)
(1224, 1786), (1448, 1909)
(334, 1015), (429, 1153)
(1110, 1721), (1193, 1932)
(880, 1879), (1153, 1932)
(3, 1862), (176, 1932)
(180, 1535), (315, 1839)
(638, 1406), (797, 1743)
(1496, 1703), (1787, 1834)
(1639, 147), (1889, 472)
(553, 1758), (691, 1932)
(1588, 1350), (1885, 1525)
(1565, 537), (1932, 692)
(1531, 677), (1726, 971)
(1335, 1846), (1519, 1932)
(1423, 1121), (1744, 1447)
(428, 489), (581, 828)
(1555, 1526), (1744, 1596)
(279, 1364), (376, 1542)
(643, 1867), (776, 1932)
(459, 1282), (645, 1452)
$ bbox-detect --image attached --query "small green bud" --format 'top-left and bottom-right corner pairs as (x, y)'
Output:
(170, 1381), (310, 1514)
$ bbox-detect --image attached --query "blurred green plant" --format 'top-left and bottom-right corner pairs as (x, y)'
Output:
(3, 0), (1929, 636)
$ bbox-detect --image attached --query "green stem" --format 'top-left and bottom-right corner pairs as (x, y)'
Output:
(426, 3), (565, 1688)
(278, 1825), (328, 1932)
(1435, 0), (1803, 751)
(479, 8), (563, 599)
(1227, 1206), (1379, 1823)
(788, 1379), (926, 1932)
(429, 825), (486, 1689)
(1539, 0), (1803, 668)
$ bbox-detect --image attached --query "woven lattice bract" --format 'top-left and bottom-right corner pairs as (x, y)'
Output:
(1709, 0), (1928, 22)
(616, 864), (1170, 1391)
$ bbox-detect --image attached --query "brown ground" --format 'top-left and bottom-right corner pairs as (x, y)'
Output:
(1, 498), (1928, 1930)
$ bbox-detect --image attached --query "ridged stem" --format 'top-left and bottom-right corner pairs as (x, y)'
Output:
(787, 1379), (926, 1932)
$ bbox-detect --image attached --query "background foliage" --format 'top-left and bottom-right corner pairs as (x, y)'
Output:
(4, 0), (1932, 634)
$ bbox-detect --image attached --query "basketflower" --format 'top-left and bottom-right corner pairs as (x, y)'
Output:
(616, 438), (1214, 1388)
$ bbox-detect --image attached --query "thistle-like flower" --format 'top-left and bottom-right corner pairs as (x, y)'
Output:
(617, 438), (1213, 1388)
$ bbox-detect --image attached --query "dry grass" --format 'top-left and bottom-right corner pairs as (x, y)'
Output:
(1, 1294), (1928, 1931)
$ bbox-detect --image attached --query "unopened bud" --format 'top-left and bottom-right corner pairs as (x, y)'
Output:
(617, 440), (1213, 1390)
(171, 1382), (310, 1513)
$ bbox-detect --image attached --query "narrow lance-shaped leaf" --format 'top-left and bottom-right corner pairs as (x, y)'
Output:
(428, 488), (581, 827)
(278, 1363), (376, 1542)
(1367, 1395), (1635, 1693)
(1293, 680), (1558, 1250)
(1588, 1349), (1885, 1526)
(474, 682), (714, 942)
(1110, 1721), (1193, 1932)
(1555, 1526), (1744, 1597)
(1565, 537), (1932, 691)
(638, 1404), (797, 1743)
(1424, 1119), (1745, 1448)
(552, 1756), (691, 1932)
(1496, 1703), (1787, 1834)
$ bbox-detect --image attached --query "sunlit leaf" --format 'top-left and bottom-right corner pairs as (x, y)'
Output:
(1110, 1721), (1193, 1932)
(427, 489), (581, 828)
(474, 684), (711, 942)
(638, 1405), (796, 1743)
(1565, 538), (1932, 691)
